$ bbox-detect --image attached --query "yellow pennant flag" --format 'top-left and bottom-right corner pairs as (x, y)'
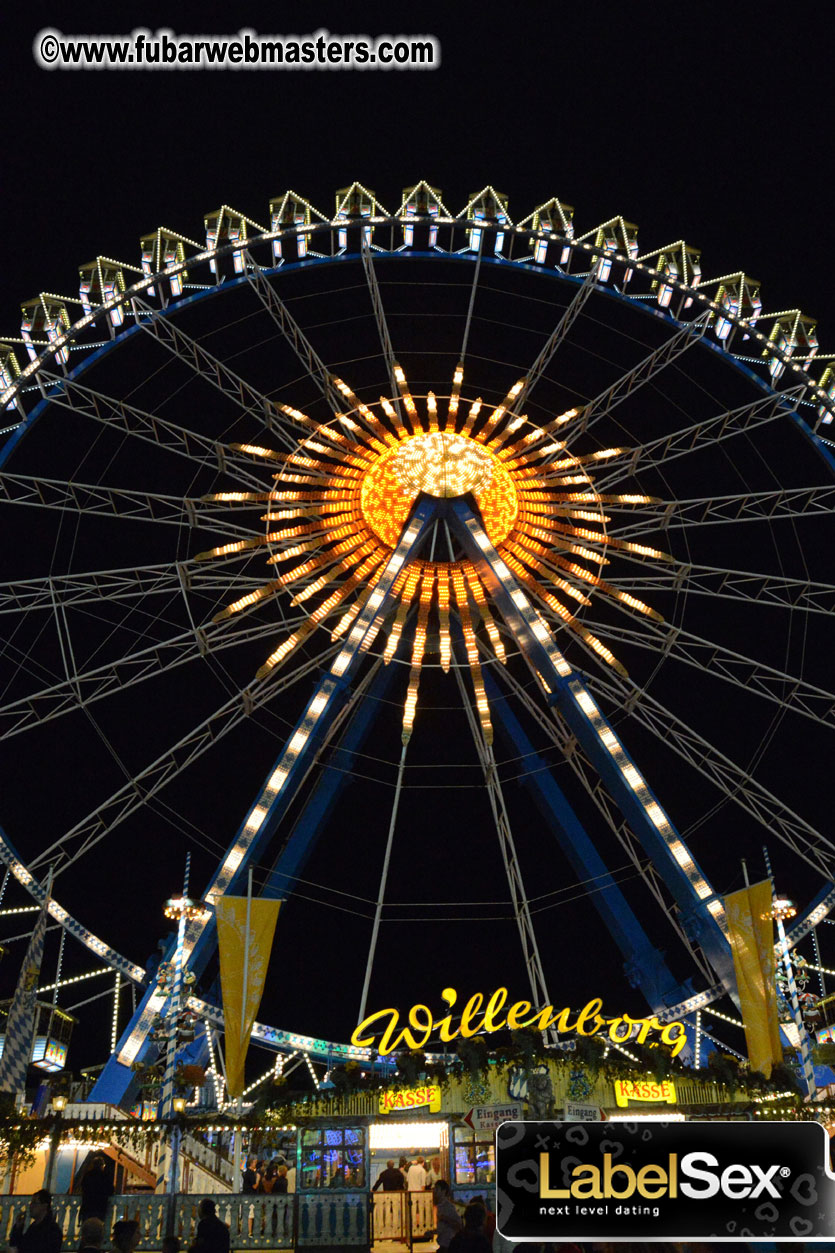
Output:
(723, 879), (782, 1078)
(216, 895), (281, 1099)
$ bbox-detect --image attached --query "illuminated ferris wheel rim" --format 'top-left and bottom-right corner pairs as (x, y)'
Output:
(2, 185), (835, 1081)
(2, 205), (834, 451)
(3, 240), (833, 659)
(4, 230), (831, 705)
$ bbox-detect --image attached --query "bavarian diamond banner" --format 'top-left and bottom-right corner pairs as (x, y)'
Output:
(0, 891), (50, 1095)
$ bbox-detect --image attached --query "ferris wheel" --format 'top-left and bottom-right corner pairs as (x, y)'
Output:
(1, 180), (835, 1105)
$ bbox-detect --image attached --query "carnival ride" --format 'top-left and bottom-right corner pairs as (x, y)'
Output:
(1, 181), (834, 1110)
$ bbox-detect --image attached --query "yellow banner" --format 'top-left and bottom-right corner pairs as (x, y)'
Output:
(724, 880), (782, 1078)
(216, 895), (281, 1098)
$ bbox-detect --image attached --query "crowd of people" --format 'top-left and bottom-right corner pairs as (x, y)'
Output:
(3, 1177), (496, 1253)
(371, 1155), (445, 1192)
(239, 1156), (295, 1195)
(430, 1183), (495, 1252)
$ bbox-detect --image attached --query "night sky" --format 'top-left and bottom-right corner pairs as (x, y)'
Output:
(1, 3), (834, 1078)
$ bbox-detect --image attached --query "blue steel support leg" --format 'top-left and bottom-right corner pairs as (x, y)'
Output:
(485, 668), (695, 1014)
(142, 664), (398, 1098)
(91, 499), (437, 1105)
(259, 659), (400, 899)
(446, 497), (737, 998)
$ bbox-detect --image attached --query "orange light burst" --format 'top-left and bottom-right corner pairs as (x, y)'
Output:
(360, 432), (518, 548)
(208, 366), (668, 732)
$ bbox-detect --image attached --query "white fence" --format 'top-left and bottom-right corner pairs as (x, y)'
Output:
(0, 1192), (373, 1249)
(0, 1189), (480, 1248)
(372, 1191), (433, 1242)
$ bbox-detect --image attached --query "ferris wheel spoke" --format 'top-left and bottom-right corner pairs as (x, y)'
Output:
(592, 386), (804, 492)
(509, 270), (600, 420)
(33, 642), (343, 875)
(0, 471), (254, 536)
(607, 563), (835, 616)
(131, 295), (298, 450)
(566, 310), (711, 444)
(186, 497), (282, 529)
(360, 235), (403, 411)
(457, 227), (484, 365)
(37, 372), (267, 492)
(489, 658), (715, 984)
(0, 562), (266, 616)
(0, 614), (293, 741)
(608, 484), (835, 537)
(582, 615), (835, 730)
(587, 668), (835, 878)
(244, 257), (344, 416)
(0, 834), (146, 983)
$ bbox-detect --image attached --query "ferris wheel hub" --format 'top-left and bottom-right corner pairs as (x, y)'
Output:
(391, 430), (495, 498)
(358, 414), (519, 549)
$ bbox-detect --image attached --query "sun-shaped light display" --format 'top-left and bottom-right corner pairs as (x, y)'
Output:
(198, 365), (668, 743)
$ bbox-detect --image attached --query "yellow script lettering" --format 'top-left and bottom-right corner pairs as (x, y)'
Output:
(506, 999), (537, 1029)
(391, 1003), (433, 1051)
(482, 986), (508, 1032)
(353, 986), (687, 1058)
(351, 1007), (401, 1054)
(434, 987), (460, 1044)
(661, 1021), (686, 1057)
(460, 992), (486, 1037)
(574, 998), (605, 1036)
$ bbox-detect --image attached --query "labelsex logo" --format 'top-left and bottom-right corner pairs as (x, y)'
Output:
(540, 1151), (783, 1201)
(495, 1121), (835, 1241)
